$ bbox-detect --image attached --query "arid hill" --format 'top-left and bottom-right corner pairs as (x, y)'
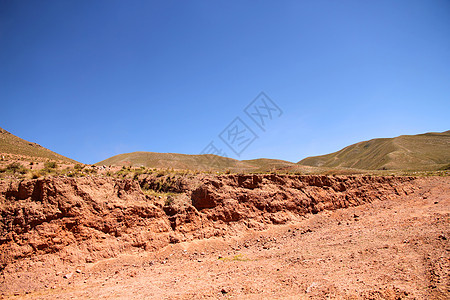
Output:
(97, 131), (450, 172)
(298, 130), (450, 170)
(0, 127), (77, 163)
(3, 126), (448, 172)
(95, 151), (299, 172)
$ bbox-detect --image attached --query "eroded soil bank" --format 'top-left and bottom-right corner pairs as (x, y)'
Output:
(0, 175), (448, 299)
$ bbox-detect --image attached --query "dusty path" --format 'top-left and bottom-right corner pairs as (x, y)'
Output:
(1, 177), (449, 299)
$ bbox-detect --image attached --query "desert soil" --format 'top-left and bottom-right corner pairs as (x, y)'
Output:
(0, 176), (449, 299)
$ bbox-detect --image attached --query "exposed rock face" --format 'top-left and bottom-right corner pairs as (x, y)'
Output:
(0, 175), (415, 269)
(189, 175), (415, 219)
(0, 177), (169, 269)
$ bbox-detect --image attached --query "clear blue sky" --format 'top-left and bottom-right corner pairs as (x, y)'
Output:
(1, 0), (449, 164)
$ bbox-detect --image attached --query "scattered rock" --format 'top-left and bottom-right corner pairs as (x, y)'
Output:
(306, 282), (318, 293)
(438, 235), (447, 241)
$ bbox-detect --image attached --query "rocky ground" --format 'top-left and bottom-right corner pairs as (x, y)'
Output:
(0, 174), (448, 299)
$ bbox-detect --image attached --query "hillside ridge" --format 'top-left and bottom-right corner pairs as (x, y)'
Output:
(0, 126), (77, 163)
(95, 151), (298, 172)
(298, 130), (450, 170)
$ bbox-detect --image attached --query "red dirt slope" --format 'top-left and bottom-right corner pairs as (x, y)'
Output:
(0, 175), (448, 299)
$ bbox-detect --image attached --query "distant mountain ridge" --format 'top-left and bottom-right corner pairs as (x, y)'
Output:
(95, 151), (298, 172)
(0, 127), (77, 163)
(297, 131), (450, 171)
(2, 125), (448, 171)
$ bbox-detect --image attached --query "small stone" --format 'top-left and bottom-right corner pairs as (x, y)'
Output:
(306, 282), (318, 293)
(63, 273), (73, 279)
(76, 269), (82, 273)
(221, 288), (228, 294)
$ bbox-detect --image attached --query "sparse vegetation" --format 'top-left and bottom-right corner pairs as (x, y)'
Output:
(140, 174), (182, 194)
(4, 162), (28, 174)
(218, 254), (250, 262)
(44, 161), (58, 169)
(165, 195), (174, 205)
(0, 162), (29, 179)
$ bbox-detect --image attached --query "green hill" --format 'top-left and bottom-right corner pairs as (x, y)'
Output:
(95, 151), (298, 172)
(298, 131), (450, 171)
(0, 127), (77, 163)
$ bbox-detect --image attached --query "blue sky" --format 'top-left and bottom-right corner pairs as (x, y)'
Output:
(1, 0), (449, 164)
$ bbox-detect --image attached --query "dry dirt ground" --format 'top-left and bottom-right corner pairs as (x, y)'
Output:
(0, 176), (449, 299)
